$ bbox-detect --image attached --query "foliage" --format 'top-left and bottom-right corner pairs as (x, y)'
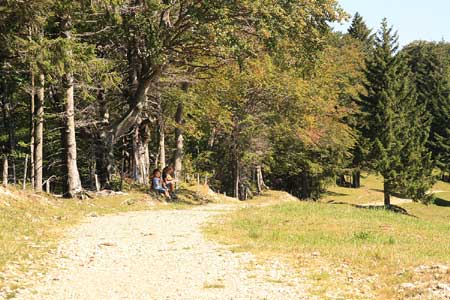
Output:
(360, 19), (434, 203)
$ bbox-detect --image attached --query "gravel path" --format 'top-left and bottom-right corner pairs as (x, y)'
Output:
(15, 204), (309, 300)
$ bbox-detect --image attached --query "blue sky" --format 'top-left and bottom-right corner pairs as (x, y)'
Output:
(334, 0), (450, 46)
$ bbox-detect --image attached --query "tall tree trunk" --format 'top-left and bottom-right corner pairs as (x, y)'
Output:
(255, 165), (267, 193)
(352, 169), (361, 188)
(30, 70), (35, 189)
(384, 181), (391, 208)
(158, 114), (166, 169)
(234, 159), (240, 199)
(132, 121), (150, 184)
(174, 102), (184, 179)
(22, 154), (28, 190)
(96, 90), (115, 187)
(34, 74), (44, 192)
(2, 157), (7, 188)
(60, 14), (81, 197)
(63, 72), (82, 197)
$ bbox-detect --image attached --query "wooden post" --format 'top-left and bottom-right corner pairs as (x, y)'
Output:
(22, 154), (28, 190)
(46, 179), (50, 193)
(197, 173), (200, 185)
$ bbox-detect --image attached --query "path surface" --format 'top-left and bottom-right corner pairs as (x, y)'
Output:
(15, 204), (309, 300)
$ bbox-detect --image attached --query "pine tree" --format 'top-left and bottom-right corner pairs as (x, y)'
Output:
(403, 42), (450, 179)
(347, 12), (374, 50)
(361, 19), (434, 207)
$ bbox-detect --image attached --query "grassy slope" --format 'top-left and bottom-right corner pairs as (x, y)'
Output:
(206, 175), (450, 299)
(0, 184), (222, 295)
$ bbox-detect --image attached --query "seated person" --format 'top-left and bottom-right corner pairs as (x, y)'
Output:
(162, 166), (177, 193)
(152, 169), (170, 198)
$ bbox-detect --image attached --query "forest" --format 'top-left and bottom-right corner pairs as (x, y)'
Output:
(1, 0), (450, 206)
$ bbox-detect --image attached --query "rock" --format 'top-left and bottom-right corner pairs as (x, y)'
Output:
(121, 199), (136, 206)
(400, 283), (416, 290)
(436, 283), (450, 292)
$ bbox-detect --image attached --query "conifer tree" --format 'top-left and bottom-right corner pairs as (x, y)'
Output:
(361, 19), (434, 206)
(403, 42), (450, 179)
(347, 12), (374, 50)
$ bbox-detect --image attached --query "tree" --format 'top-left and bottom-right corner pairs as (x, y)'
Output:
(360, 19), (434, 206)
(347, 12), (374, 50)
(90, 0), (345, 182)
(403, 42), (450, 180)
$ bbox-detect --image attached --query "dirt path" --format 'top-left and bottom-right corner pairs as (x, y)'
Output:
(15, 204), (309, 300)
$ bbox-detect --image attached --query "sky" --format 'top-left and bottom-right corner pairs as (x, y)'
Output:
(334, 0), (450, 46)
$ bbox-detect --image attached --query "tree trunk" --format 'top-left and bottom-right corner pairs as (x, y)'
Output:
(96, 90), (114, 187)
(34, 74), (44, 192)
(384, 181), (391, 208)
(132, 121), (150, 184)
(256, 165), (267, 193)
(30, 70), (35, 189)
(232, 116), (240, 199)
(22, 154), (28, 190)
(352, 169), (361, 188)
(174, 102), (184, 180)
(2, 158), (8, 188)
(63, 72), (82, 198)
(234, 160), (240, 199)
(158, 115), (166, 170)
(2, 157), (8, 188)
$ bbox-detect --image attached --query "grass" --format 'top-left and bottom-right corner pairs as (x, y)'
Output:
(0, 183), (215, 294)
(206, 174), (450, 299)
(203, 282), (225, 289)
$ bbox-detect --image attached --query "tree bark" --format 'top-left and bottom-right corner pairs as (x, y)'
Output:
(96, 90), (115, 187)
(158, 112), (166, 170)
(234, 160), (240, 199)
(352, 169), (361, 188)
(132, 121), (150, 184)
(232, 117), (240, 199)
(2, 157), (7, 188)
(30, 70), (35, 189)
(22, 154), (28, 190)
(174, 102), (184, 179)
(384, 181), (391, 208)
(63, 72), (82, 197)
(256, 165), (267, 193)
(34, 74), (44, 192)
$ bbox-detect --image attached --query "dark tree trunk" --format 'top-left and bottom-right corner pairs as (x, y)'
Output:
(300, 171), (310, 199)
(384, 181), (391, 208)
(352, 169), (361, 188)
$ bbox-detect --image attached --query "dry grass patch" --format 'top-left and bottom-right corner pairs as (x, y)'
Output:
(0, 184), (212, 294)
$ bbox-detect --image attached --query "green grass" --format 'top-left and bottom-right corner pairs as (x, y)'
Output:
(206, 175), (450, 299)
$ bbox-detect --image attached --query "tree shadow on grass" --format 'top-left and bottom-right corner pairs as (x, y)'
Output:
(433, 197), (450, 207)
(324, 191), (350, 197)
(327, 200), (416, 217)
